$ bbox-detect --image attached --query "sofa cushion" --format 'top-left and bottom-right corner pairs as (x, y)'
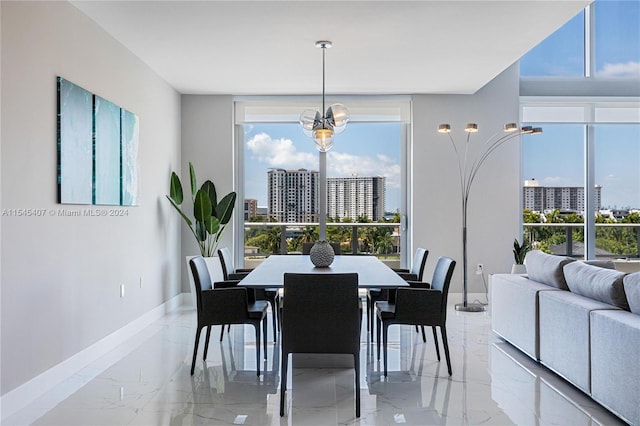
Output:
(583, 259), (616, 269)
(563, 261), (629, 310)
(623, 272), (640, 314)
(524, 250), (575, 290)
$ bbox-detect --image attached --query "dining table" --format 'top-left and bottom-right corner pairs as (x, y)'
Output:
(238, 254), (409, 289)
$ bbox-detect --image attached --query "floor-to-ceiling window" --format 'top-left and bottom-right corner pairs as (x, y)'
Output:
(520, 0), (640, 260)
(234, 98), (411, 268)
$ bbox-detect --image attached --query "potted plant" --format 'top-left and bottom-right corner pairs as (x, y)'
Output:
(511, 238), (531, 274)
(167, 163), (236, 306)
(166, 162), (236, 257)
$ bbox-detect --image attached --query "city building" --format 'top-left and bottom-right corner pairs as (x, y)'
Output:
(243, 198), (257, 220)
(267, 168), (318, 222)
(523, 179), (602, 214)
(327, 176), (385, 221)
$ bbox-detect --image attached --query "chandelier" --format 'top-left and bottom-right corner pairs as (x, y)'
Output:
(299, 41), (349, 152)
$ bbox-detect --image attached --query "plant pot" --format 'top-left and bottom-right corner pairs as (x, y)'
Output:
(186, 255), (224, 308)
(511, 263), (527, 274)
(309, 241), (335, 267)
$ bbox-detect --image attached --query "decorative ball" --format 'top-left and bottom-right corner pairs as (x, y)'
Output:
(309, 241), (335, 267)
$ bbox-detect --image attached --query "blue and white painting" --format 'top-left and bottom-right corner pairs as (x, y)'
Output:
(57, 77), (139, 206)
(121, 110), (139, 206)
(58, 78), (93, 204)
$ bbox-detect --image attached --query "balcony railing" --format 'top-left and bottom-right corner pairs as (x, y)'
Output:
(243, 221), (401, 267)
(523, 222), (640, 259)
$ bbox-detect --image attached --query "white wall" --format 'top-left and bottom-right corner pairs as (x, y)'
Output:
(411, 64), (521, 298)
(1, 1), (181, 396)
(180, 95), (234, 290)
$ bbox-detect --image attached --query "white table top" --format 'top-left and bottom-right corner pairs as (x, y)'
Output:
(239, 255), (409, 289)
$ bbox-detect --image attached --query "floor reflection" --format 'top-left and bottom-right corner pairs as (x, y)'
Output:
(3, 304), (628, 426)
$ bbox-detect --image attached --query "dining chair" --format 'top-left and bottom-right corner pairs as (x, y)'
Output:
(189, 256), (268, 376)
(301, 242), (342, 255)
(375, 256), (456, 376)
(218, 247), (279, 342)
(367, 247), (429, 340)
(279, 273), (361, 418)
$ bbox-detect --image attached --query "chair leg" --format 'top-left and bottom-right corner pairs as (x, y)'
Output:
(263, 316), (268, 360)
(280, 352), (288, 416)
(376, 316), (381, 360)
(354, 352), (361, 418)
(190, 327), (202, 376)
(382, 323), (389, 377)
(440, 326), (452, 376)
(420, 325), (426, 342)
(432, 326), (441, 361)
(254, 323), (261, 376)
(203, 325), (212, 360)
(366, 294), (371, 332)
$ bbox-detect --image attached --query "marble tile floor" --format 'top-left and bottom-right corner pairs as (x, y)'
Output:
(4, 302), (625, 426)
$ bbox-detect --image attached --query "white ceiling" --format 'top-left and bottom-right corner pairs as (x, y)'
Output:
(71, 0), (590, 96)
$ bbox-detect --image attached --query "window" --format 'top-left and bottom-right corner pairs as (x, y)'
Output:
(520, 0), (640, 260)
(594, 0), (640, 78)
(520, 11), (585, 77)
(234, 98), (410, 267)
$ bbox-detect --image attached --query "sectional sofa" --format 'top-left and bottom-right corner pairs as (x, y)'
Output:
(491, 250), (640, 425)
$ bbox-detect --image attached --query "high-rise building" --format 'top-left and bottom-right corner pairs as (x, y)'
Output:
(243, 198), (257, 220)
(523, 179), (601, 213)
(328, 176), (385, 221)
(267, 168), (318, 222)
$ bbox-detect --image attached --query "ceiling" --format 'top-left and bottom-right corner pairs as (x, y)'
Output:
(71, 1), (590, 96)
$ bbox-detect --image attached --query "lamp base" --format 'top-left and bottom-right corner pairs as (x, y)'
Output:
(455, 303), (486, 312)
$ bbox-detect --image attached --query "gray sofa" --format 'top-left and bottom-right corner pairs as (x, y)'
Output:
(491, 250), (640, 425)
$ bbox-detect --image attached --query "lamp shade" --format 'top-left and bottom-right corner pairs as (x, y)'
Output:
(326, 103), (350, 134)
(300, 109), (321, 138)
(313, 128), (335, 152)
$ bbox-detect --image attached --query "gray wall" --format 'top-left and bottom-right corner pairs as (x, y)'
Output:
(179, 95), (235, 291)
(1, 1), (181, 395)
(412, 64), (521, 296)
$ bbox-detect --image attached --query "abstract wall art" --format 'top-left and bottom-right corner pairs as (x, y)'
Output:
(57, 77), (139, 206)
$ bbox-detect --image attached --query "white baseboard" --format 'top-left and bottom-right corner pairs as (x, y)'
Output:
(0, 293), (187, 422)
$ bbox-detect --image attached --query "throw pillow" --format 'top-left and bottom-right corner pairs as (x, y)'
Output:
(583, 259), (616, 269)
(524, 250), (575, 290)
(623, 272), (640, 314)
(564, 261), (629, 310)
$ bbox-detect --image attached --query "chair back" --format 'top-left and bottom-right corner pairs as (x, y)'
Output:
(190, 256), (250, 325)
(281, 273), (360, 355)
(218, 247), (233, 280)
(393, 256), (455, 325)
(430, 256), (456, 317)
(410, 248), (429, 281)
(301, 242), (341, 255)
(190, 256), (213, 315)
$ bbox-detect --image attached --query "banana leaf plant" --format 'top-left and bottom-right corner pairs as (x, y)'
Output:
(166, 162), (237, 257)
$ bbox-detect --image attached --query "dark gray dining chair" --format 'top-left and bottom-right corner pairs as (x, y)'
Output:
(218, 247), (279, 341)
(279, 273), (361, 418)
(375, 256), (456, 376)
(367, 247), (429, 340)
(189, 256), (268, 376)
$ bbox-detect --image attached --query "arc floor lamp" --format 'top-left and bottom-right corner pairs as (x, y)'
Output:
(438, 122), (542, 312)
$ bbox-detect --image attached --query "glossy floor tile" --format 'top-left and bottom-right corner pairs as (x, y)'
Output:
(4, 302), (625, 426)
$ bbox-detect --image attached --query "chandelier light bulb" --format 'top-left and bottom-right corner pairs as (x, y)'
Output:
(313, 128), (335, 152)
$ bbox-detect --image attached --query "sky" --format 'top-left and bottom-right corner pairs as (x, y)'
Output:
(244, 122), (402, 212)
(242, 0), (639, 213)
